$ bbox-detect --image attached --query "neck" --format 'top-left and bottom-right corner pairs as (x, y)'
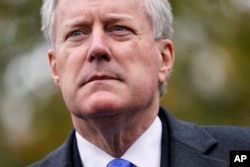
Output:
(72, 105), (159, 157)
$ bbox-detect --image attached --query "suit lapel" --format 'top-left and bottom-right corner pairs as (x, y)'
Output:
(73, 135), (84, 167)
(159, 107), (228, 167)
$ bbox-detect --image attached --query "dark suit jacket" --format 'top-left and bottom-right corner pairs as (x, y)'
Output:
(28, 107), (250, 167)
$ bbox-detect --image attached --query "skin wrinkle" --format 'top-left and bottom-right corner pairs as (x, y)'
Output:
(48, 0), (174, 157)
(72, 103), (155, 157)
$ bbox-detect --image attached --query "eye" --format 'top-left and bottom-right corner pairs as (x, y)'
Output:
(66, 29), (89, 42)
(70, 31), (83, 37)
(113, 26), (126, 31)
(109, 25), (133, 36)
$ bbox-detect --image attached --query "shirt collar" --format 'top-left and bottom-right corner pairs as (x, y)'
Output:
(76, 116), (162, 167)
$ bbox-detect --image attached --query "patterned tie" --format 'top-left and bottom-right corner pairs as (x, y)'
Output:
(106, 158), (136, 167)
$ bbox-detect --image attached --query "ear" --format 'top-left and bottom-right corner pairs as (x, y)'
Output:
(48, 49), (61, 87)
(157, 39), (175, 84)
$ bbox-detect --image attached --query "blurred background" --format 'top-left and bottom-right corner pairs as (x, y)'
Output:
(0, 0), (250, 166)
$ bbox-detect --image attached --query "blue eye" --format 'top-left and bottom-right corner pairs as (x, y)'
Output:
(113, 26), (126, 31)
(66, 29), (89, 42)
(71, 31), (83, 37)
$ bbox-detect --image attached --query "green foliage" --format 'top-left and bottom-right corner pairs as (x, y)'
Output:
(161, 0), (250, 126)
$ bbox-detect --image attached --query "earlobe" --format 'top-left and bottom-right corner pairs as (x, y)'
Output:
(48, 49), (60, 86)
(157, 39), (175, 84)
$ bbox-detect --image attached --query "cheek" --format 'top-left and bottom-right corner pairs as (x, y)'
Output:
(131, 44), (160, 77)
(123, 44), (160, 91)
(57, 48), (85, 82)
(56, 49), (83, 112)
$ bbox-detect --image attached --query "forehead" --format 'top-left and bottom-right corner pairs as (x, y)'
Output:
(56, 0), (147, 20)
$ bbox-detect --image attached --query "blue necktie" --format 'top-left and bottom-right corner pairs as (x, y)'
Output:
(106, 158), (136, 167)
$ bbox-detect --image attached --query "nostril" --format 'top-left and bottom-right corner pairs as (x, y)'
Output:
(90, 55), (95, 62)
(89, 53), (110, 62)
(101, 54), (110, 61)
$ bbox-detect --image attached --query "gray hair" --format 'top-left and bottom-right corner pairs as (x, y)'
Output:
(40, 0), (173, 96)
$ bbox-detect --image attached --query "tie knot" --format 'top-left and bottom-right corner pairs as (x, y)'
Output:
(106, 158), (136, 167)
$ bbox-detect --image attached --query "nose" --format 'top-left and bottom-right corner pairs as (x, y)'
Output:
(87, 30), (111, 62)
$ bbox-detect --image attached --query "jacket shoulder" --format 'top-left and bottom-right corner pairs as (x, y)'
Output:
(203, 126), (250, 149)
(28, 130), (76, 167)
(159, 107), (250, 164)
(28, 145), (66, 167)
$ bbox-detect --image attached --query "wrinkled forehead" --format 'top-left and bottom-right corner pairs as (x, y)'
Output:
(56, 0), (146, 18)
(54, 0), (152, 36)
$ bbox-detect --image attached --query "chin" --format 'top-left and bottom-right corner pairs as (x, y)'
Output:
(80, 93), (125, 118)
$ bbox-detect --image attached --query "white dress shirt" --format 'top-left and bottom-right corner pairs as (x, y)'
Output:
(76, 116), (162, 167)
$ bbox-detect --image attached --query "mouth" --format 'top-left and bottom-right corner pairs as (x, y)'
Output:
(84, 74), (119, 85)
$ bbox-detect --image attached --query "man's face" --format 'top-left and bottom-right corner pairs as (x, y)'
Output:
(49, 0), (174, 118)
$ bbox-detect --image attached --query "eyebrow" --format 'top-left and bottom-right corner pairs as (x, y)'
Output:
(64, 14), (134, 29)
(64, 18), (90, 29)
